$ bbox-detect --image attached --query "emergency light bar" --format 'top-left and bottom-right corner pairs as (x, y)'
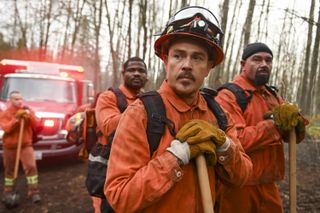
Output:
(0, 59), (84, 77)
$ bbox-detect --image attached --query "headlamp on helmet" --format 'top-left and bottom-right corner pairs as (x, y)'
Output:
(154, 6), (225, 67)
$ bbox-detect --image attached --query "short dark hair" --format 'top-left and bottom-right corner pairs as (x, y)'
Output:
(9, 90), (20, 97)
(123, 57), (146, 71)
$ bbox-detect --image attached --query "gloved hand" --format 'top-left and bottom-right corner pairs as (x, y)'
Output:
(189, 140), (217, 166)
(166, 139), (217, 166)
(176, 119), (226, 147)
(15, 109), (30, 120)
(166, 140), (190, 165)
(272, 103), (301, 131)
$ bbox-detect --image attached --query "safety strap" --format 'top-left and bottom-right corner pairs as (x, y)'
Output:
(200, 88), (228, 131)
(218, 83), (278, 113)
(139, 91), (175, 157)
(218, 83), (253, 113)
(139, 89), (228, 157)
(108, 87), (128, 113)
(265, 85), (279, 98)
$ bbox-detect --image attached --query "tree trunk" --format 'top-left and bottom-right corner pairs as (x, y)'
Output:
(127, 0), (133, 58)
(208, 0), (230, 87)
(309, 5), (320, 114)
(300, 0), (315, 113)
(243, 0), (256, 46)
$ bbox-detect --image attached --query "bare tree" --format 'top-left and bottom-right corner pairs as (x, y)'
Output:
(299, 0), (315, 113)
(141, 0), (148, 60)
(37, 0), (55, 60)
(308, 4), (320, 114)
(127, 0), (134, 58)
(89, 0), (103, 90)
(243, 0), (256, 46)
(208, 0), (230, 88)
(14, 0), (28, 49)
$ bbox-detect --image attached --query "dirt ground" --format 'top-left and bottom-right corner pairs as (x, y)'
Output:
(0, 141), (319, 213)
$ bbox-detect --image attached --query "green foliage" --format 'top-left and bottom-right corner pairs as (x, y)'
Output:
(306, 115), (320, 141)
(0, 33), (13, 50)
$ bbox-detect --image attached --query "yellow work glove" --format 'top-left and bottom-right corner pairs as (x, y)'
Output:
(189, 140), (217, 166)
(15, 109), (30, 120)
(272, 103), (301, 131)
(176, 119), (226, 147)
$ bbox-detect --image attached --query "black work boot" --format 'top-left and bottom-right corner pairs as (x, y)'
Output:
(3, 192), (20, 209)
(31, 193), (41, 204)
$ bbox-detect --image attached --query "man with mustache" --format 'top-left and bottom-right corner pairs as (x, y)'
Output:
(92, 56), (148, 213)
(104, 6), (252, 212)
(216, 42), (308, 212)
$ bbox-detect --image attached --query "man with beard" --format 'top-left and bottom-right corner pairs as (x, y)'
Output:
(92, 56), (147, 213)
(215, 42), (308, 212)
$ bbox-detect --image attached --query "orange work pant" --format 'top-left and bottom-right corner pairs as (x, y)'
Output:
(92, 196), (102, 213)
(215, 182), (283, 213)
(3, 145), (39, 194)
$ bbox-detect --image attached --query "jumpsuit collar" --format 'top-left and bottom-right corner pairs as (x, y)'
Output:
(159, 81), (208, 113)
(234, 74), (272, 96)
(119, 84), (142, 100)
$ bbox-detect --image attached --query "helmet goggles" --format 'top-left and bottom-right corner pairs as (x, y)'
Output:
(164, 6), (224, 47)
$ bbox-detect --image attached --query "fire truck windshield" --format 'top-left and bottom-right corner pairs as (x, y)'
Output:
(0, 77), (76, 103)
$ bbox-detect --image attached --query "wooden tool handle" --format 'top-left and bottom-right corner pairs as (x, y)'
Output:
(13, 119), (25, 179)
(289, 129), (297, 213)
(196, 155), (214, 213)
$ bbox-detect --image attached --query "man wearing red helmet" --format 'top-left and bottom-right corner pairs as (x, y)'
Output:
(104, 6), (252, 212)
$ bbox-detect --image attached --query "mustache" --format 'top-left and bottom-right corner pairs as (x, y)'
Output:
(177, 71), (196, 81)
(257, 68), (270, 73)
(131, 77), (144, 81)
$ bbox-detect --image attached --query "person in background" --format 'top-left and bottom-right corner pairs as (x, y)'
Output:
(216, 42), (309, 212)
(0, 91), (41, 207)
(93, 56), (148, 213)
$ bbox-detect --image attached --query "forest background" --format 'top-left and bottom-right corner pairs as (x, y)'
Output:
(0, 0), (319, 116)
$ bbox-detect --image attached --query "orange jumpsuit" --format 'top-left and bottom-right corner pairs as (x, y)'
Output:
(215, 74), (305, 213)
(0, 105), (39, 195)
(92, 85), (142, 213)
(105, 81), (253, 212)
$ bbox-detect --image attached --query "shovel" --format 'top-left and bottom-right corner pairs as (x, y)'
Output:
(196, 155), (214, 213)
(5, 118), (25, 209)
(289, 129), (297, 213)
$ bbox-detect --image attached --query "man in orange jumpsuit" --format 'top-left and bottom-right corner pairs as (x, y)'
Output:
(0, 91), (41, 206)
(216, 42), (308, 212)
(93, 56), (148, 213)
(104, 6), (253, 212)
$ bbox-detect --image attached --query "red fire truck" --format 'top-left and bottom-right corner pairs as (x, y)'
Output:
(0, 59), (94, 161)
